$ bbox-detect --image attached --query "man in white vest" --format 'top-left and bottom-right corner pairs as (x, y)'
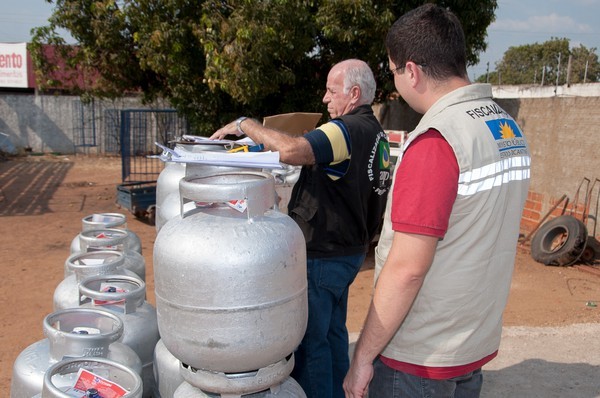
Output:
(344, 4), (531, 398)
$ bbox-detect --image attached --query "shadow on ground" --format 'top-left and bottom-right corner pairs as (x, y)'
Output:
(0, 159), (73, 216)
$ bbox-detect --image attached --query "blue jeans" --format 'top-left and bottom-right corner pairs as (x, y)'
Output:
(291, 253), (366, 398)
(369, 357), (483, 398)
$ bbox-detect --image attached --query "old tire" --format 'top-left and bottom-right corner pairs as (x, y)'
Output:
(530, 215), (588, 266)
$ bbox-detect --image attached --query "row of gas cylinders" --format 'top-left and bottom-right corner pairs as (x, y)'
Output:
(12, 158), (308, 396)
(11, 213), (159, 397)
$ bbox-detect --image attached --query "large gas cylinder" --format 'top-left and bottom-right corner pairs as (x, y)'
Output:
(54, 251), (136, 311)
(157, 162), (241, 233)
(10, 308), (142, 398)
(69, 212), (142, 254)
(156, 142), (227, 207)
(78, 274), (159, 398)
(37, 357), (142, 398)
(154, 172), (307, 373)
(155, 142), (230, 231)
(155, 143), (240, 232)
(69, 228), (145, 281)
(152, 339), (184, 398)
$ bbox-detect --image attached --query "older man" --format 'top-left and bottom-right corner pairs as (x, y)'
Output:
(211, 59), (391, 398)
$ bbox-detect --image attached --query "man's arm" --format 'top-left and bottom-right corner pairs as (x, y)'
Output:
(210, 118), (315, 166)
(343, 231), (438, 398)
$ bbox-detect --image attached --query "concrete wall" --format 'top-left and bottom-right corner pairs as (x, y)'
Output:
(0, 94), (74, 153)
(0, 94), (148, 154)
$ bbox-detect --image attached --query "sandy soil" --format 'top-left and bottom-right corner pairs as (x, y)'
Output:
(1, 155), (599, 396)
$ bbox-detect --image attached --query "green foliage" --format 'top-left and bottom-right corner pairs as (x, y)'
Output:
(476, 37), (599, 85)
(31, 0), (497, 133)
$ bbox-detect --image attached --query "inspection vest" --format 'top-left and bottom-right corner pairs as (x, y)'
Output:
(376, 84), (531, 368)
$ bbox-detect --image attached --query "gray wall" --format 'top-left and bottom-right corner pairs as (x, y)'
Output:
(0, 94), (150, 154)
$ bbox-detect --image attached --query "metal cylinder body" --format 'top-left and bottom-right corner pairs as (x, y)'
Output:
(154, 172), (307, 373)
(68, 228), (146, 281)
(39, 357), (143, 398)
(78, 274), (159, 398)
(10, 308), (141, 398)
(54, 251), (136, 311)
(153, 339), (184, 398)
(69, 212), (142, 254)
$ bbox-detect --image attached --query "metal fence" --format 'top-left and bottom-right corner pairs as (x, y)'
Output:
(119, 109), (188, 183)
(72, 99), (97, 151)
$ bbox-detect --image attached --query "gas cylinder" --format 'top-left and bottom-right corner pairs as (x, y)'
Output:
(157, 162), (246, 232)
(154, 171), (307, 373)
(69, 212), (142, 254)
(37, 357), (143, 398)
(78, 274), (159, 398)
(54, 251), (136, 311)
(69, 228), (145, 281)
(152, 339), (184, 398)
(155, 142), (230, 232)
(156, 161), (185, 232)
(155, 144), (242, 232)
(10, 308), (142, 398)
(173, 377), (307, 398)
(271, 165), (301, 214)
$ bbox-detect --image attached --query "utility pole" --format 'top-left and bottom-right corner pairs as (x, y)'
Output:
(486, 62), (489, 83)
(541, 66), (545, 86)
(566, 54), (572, 87)
(555, 52), (561, 94)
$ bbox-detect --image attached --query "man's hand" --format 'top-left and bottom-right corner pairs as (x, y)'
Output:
(343, 361), (373, 398)
(210, 119), (242, 140)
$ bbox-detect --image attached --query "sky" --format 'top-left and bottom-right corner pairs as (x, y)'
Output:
(1, 0), (599, 82)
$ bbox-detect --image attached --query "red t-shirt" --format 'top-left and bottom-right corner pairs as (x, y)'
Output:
(390, 129), (458, 238)
(383, 129), (497, 378)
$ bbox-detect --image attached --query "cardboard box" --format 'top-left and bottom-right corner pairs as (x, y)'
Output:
(262, 112), (323, 136)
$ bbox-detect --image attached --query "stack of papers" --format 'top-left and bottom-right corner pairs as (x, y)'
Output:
(154, 141), (282, 169)
(154, 112), (323, 169)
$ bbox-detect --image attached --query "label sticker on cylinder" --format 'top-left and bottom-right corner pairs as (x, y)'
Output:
(227, 199), (247, 213)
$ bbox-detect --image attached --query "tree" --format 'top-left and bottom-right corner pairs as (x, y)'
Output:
(569, 45), (600, 84)
(31, 0), (498, 133)
(476, 37), (599, 85)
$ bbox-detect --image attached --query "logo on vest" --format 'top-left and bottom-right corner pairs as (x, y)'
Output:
(485, 118), (528, 159)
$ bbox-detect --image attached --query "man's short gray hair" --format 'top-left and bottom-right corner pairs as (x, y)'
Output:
(342, 59), (376, 105)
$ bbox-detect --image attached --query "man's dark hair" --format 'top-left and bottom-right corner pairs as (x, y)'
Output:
(385, 3), (468, 80)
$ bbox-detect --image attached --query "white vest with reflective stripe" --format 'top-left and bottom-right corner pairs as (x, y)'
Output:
(375, 83), (531, 367)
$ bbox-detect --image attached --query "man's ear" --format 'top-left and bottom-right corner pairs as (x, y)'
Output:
(350, 85), (361, 102)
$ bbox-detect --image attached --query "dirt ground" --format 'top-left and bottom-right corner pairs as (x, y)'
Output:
(1, 155), (599, 396)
